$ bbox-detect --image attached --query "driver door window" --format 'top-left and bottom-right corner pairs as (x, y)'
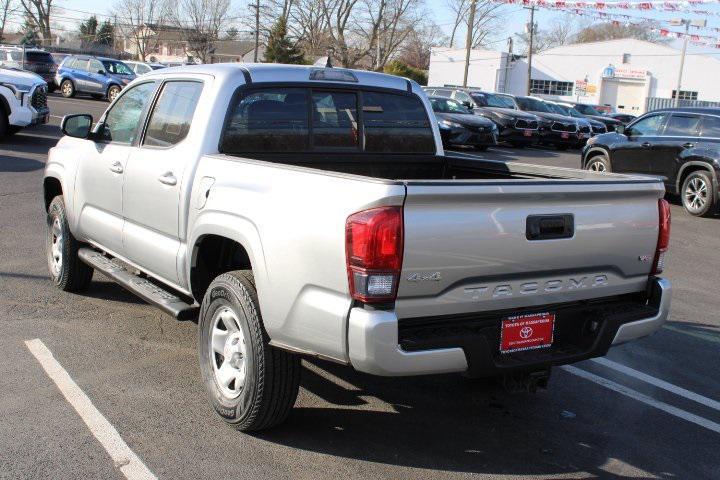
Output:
(100, 82), (157, 144)
(627, 114), (667, 137)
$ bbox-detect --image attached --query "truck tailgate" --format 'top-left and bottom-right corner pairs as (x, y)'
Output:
(396, 179), (664, 319)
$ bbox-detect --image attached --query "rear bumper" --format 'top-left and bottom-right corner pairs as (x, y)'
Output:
(348, 277), (671, 377)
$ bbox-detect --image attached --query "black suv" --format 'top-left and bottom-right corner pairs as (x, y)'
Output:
(0, 46), (57, 91)
(572, 103), (623, 132)
(423, 87), (541, 147)
(582, 107), (720, 216)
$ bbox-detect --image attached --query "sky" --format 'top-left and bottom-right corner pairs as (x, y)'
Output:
(14, 0), (720, 57)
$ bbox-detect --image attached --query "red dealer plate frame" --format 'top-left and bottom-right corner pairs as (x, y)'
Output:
(499, 312), (555, 354)
(523, 130), (533, 137)
(561, 132), (570, 139)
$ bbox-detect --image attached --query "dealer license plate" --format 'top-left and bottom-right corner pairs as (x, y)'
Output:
(500, 312), (555, 353)
(561, 132), (570, 139)
(523, 130), (532, 137)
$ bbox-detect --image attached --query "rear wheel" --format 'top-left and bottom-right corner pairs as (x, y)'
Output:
(586, 154), (611, 173)
(46, 196), (93, 292)
(0, 113), (8, 141)
(198, 270), (300, 431)
(60, 79), (75, 98)
(682, 170), (716, 217)
(107, 85), (121, 102)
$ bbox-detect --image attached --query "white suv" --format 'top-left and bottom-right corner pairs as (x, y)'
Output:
(0, 66), (49, 138)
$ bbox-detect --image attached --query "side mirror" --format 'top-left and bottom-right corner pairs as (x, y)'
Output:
(616, 124), (626, 135)
(97, 69), (105, 75)
(61, 114), (93, 139)
(462, 101), (473, 108)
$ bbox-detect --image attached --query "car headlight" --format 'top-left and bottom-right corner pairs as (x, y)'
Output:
(440, 119), (463, 129)
(586, 135), (598, 146)
(0, 82), (32, 101)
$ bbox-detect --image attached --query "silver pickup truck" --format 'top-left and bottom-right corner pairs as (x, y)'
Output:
(43, 64), (671, 431)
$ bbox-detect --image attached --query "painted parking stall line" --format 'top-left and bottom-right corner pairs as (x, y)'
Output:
(562, 365), (720, 435)
(591, 357), (720, 412)
(25, 339), (157, 480)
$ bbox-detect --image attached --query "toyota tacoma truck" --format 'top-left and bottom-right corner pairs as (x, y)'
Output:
(0, 66), (49, 139)
(43, 64), (672, 431)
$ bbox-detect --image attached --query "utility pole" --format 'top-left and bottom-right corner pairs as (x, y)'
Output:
(525, 5), (535, 96)
(671, 17), (706, 107)
(251, 0), (260, 63)
(462, 0), (477, 87)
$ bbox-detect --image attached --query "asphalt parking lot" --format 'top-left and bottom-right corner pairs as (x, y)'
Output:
(0, 94), (718, 479)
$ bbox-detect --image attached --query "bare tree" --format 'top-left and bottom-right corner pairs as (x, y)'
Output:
(19, 0), (51, 40)
(397, 20), (445, 69)
(575, 21), (667, 44)
(544, 15), (576, 48)
(363, 0), (423, 70)
(288, 0), (331, 58)
(0, 0), (16, 43)
(446, 0), (502, 49)
(317, 0), (363, 67)
(174, 0), (231, 63)
(113, 0), (169, 61)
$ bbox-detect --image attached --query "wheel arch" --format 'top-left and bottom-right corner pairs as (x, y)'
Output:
(43, 176), (63, 211)
(582, 146), (610, 169)
(676, 161), (718, 194)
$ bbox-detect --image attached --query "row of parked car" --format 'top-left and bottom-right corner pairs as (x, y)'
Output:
(423, 86), (633, 152)
(0, 45), (170, 102)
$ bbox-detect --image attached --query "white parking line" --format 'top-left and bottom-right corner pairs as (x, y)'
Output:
(562, 365), (720, 435)
(25, 339), (157, 480)
(592, 357), (720, 412)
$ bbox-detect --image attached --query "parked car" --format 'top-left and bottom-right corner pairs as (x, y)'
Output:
(124, 60), (166, 75)
(608, 112), (637, 125)
(499, 94), (583, 150)
(551, 101), (608, 136)
(0, 65), (49, 138)
(582, 107), (720, 216)
(428, 96), (497, 150)
(44, 64), (671, 431)
(0, 46), (56, 90)
(573, 103), (623, 132)
(423, 87), (541, 147)
(55, 55), (136, 101)
(545, 101), (593, 146)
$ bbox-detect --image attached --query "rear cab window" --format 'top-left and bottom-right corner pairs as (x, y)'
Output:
(221, 86), (435, 154)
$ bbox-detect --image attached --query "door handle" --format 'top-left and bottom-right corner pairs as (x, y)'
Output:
(109, 161), (123, 174)
(158, 172), (177, 186)
(641, 142), (652, 148)
(682, 142), (694, 149)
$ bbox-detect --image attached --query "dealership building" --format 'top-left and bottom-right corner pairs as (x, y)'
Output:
(428, 38), (720, 114)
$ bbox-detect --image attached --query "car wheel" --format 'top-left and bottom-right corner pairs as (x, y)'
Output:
(0, 113), (8, 141)
(586, 154), (611, 173)
(107, 85), (121, 102)
(8, 125), (21, 135)
(60, 79), (75, 98)
(198, 270), (300, 431)
(46, 196), (94, 292)
(682, 170), (716, 217)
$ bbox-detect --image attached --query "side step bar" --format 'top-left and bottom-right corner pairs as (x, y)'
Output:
(78, 248), (199, 321)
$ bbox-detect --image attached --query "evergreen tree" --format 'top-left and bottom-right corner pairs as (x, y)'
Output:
(19, 15), (39, 46)
(79, 15), (98, 47)
(96, 21), (115, 47)
(264, 17), (305, 64)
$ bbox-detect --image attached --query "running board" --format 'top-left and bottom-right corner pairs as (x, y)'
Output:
(78, 248), (199, 320)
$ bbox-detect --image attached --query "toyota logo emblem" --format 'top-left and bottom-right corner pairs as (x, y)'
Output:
(520, 326), (533, 339)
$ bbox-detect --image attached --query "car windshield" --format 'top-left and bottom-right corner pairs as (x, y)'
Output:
(575, 104), (603, 116)
(26, 51), (53, 63)
(430, 97), (470, 114)
(473, 92), (516, 109)
(517, 97), (551, 113)
(546, 103), (566, 115)
(102, 60), (133, 75)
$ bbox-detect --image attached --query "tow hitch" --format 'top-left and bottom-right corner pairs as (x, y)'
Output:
(502, 368), (551, 393)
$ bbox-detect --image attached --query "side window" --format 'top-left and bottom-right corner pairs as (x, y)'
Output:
(75, 59), (89, 71)
(627, 114), (666, 137)
(362, 91), (434, 153)
(144, 81), (203, 147)
(434, 89), (452, 98)
(136, 64), (150, 75)
(88, 59), (104, 73)
(221, 87), (309, 153)
(700, 116), (720, 138)
(663, 114), (701, 136)
(100, 82), (157, 144)
(453, 91), (472, 104)
(311, 91), (358, 150)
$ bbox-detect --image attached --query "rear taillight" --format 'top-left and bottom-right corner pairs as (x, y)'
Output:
(346, 206), (403, 303)
(652, 199), (671, 275)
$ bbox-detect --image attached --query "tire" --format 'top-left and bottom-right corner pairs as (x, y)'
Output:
(107, 85), (121, 102)
(681, 170), (716, 217)
(585, 153), (611, 173)
(60, 79), (75, 98)
(0, 113), (8, 141)
(46, 196), (93, 292)
(198, 270), (300, 431)
(8, 125), (21, 135)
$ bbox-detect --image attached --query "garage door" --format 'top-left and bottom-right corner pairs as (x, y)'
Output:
(600, 79), (645, 114)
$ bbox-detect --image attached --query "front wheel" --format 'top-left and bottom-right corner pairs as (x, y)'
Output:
(198, 270), (300, 431)
(46, 196), (93, 291)
(682, 170), (716, 217)
(107, 85), (121, 102)
(60, 79), (75, 98)
(586, 154), (611, 173)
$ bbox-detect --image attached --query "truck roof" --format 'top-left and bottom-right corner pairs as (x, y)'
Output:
(143, 63), (416, 92)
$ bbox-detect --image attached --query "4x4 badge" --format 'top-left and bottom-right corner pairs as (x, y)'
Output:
(407, 272), (442, 283)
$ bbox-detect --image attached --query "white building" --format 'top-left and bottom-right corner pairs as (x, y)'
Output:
(428, 38), (720, 114)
